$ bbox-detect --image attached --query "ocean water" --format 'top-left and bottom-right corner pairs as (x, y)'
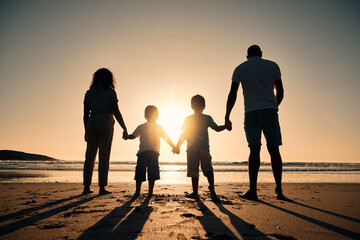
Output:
(0, 160), (359, 184)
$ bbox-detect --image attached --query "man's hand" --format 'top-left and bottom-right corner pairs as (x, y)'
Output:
(225, 118), (232, 131)
(84, 133), (87, 142)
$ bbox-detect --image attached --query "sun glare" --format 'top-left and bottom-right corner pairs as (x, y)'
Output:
(158, 105), (188, 142)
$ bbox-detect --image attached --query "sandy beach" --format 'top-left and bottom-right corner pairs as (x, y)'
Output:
(0, 183), (359, 240)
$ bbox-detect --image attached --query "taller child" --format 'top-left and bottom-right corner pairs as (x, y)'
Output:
(174, 95), (230, 202)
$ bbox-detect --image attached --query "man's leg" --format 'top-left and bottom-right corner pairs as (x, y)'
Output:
(249, 145), (261, 192)
(267, 146), (286, 199)
(242, 145), (261, 200)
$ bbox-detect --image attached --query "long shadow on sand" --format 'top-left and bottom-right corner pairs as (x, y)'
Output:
(289, 200), (360, 223)
(0, 194), (98, 237)
(196, 200), (271, 240)
(0, 194), (83, 223)
(214, 201), (272, 240)
(258, 200), (360, 239)
(78, 196), (152, 240)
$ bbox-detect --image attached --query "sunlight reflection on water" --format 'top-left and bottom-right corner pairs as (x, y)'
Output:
(0, 169), (359, 184)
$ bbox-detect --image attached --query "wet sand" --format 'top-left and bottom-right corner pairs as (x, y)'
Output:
(0, 183), (359, 240)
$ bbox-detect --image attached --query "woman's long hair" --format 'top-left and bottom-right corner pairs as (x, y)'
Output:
(90, 68), (115, 90)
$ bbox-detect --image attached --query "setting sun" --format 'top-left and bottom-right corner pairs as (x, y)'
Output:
(157, 106), (188, 142)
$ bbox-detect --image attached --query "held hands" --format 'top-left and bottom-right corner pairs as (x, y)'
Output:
(122, 130), (129, 140)
(172, 147), (180, 154)
(225, 118), (232, 131)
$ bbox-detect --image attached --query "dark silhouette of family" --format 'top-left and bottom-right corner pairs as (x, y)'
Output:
(82, 45), (286, 201)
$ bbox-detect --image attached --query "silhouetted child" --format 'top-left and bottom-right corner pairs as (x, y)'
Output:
(174, 95), (230, 202)
(124, 105), (176, 197)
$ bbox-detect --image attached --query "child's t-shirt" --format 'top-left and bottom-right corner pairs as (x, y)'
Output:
(181, 113), (218, 150)
(132, 122), (169, 154)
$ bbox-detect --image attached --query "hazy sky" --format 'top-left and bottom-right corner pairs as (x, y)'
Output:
(0, 0), (359, 162)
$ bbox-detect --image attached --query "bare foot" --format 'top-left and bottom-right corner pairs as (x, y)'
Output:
(99, 189), (112, 195)
(82, 189), (93, 195)
(185, 192), (199, 200)
(275, 189), (290, 201)
(209, 186), (221, 202)
(241, 190), (258, 201)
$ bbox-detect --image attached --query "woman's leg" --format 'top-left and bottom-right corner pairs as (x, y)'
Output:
(83, 119), (98, 194)
(98, 116), (114, 194)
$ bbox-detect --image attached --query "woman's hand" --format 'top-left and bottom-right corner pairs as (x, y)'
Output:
(122, 130), (128, 140)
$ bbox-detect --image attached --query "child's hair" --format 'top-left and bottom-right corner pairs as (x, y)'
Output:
(145, 105), (159, 120)
(191, 94), (206, 110)
(90, 68), (115, 90)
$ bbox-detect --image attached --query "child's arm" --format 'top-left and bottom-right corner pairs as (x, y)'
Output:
(173, 133), (186, 154)
(213, 125), (228, 132)
(124, 134), (136, 140)
(124, 126), (140, 140)
(165, 138), (176, 150)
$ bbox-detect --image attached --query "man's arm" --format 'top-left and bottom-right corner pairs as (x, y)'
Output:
(225, 81), (240, 130)
(274, 79), (284, 106)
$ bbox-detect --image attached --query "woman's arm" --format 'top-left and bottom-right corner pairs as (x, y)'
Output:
(83, 104), (90, 142)
(111, 102), (128, 135)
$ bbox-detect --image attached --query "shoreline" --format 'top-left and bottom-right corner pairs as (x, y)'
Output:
(0, 182), (359, 239)
(0, 169), (359, 184)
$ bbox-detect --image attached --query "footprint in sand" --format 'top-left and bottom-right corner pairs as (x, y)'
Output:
(177, 233), (187, 240)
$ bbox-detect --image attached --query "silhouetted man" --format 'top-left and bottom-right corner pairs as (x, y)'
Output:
(225, 45), (286, 200)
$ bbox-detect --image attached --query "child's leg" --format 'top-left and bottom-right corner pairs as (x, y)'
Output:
(135, 181), (142, 196)
(186, 147), (200, 199)
(134, 152), (147, 197)
(205, 171), (220, 202)
(148, 180), (155, 196)
(191, 177), (199, 195)
(205, 170), (214, 187)
(185, 177), (199, 199)
(147, 151), (160, 197)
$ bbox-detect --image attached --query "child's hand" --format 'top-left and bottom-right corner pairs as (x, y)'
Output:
(172, 147), (180, 154)
(122, 131), (129, 140)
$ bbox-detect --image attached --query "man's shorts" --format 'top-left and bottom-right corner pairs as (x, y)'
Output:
(187, 145), (213, 177)
(244, 108), (282, 146)
(135, 150), (160, 182)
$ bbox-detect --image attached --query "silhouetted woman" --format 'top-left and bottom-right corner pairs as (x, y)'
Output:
(83, 68), (128, 195)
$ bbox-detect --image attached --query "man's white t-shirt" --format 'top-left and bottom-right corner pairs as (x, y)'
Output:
(232, 56), (281, 113)
(132, 122), (169, 154)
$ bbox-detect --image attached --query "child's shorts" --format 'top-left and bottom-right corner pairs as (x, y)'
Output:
(134, 150), (160, 182)
(186, 145), (213, 177)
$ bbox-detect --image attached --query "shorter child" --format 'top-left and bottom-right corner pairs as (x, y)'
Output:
(174, 95), (230, 202)
(124, 105), (176, 197)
